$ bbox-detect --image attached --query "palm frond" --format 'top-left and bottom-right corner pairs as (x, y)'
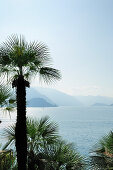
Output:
(90, 131), (113, 169)
(0, 82), (16, 116)
(0, 83), (11, 107)
(27, 116), (59, 144)
(0, 34), (61, 83)
(1, 124), (15, 150)
(29, 41), (51, 64)
(2, 124), (15, 138)
(92, 131), (113, 155)
(39, 67), (61, 84)
(1, 116), (85, 169)
(35, 139), (84, 170)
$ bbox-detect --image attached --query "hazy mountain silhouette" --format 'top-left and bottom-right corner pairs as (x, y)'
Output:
(27, 98), (57, 107)
(92, 103), (108, 106)
(26, 88), (56, 106)
(31, 87), (82, 106)
(27, 87), (113, 107)
(75, 95), (113, 106)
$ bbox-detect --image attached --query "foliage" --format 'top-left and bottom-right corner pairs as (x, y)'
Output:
(0, 83), (15, 108)
(0, 82), (16, 169)
(0, 34), (61, 83)
(0, 83), (16, 121)
(38, 140), (84, 170)
(0, 34), (61, 169)
(2, 124), (15, 151)
(90, 131), (113, 169)
(2, 116), (85, 170)
(0, 150), (16, 170)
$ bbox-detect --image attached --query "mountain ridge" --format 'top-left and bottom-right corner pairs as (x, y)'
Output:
(27, 87), (113, 107)
(27, 98), (57, 107)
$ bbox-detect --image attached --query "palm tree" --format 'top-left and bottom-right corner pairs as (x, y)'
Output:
(90, 131), (113, 169)
(27, 116), (59, 170)
(2, 116), (59, 169)
(0, 35), (61, 170)
(2, 116), (84, 170)
(27, 117), (84, 170)
(43, 140), (84, 170)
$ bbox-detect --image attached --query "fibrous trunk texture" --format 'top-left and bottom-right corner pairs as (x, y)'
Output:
(13, 75), (29, 170)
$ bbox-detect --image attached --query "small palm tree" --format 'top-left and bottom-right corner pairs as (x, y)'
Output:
(2, 116), (59, 169)
(90, 131), (113, 169)
(0, 35), (61, 170)
(41, 140), (84, 170)
(27, 116), (59, 170)
(2, 117), (84, 170)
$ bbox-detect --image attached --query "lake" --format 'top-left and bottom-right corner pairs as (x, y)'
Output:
(0, 106), (113, 157)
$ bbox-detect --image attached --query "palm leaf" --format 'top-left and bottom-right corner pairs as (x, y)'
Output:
(39, 67), (61, 84)
(1, 117), (85, 170)
(0, 83), (12, 107)
(0, 34), (61, 83)
(2, 124), (15, 150)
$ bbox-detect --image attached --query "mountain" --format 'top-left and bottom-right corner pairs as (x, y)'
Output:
(27, 87), (113, 107)
(26, 88), (56, 106)
(27, 98), (57, 107)
(75, 95), (113, 106)
(34, 87), (82, 106)
(92, 103), (108, 106)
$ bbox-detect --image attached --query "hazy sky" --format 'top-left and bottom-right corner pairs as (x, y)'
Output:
(1, 0), (113, 97)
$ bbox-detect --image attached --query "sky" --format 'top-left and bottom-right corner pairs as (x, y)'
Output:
(0, 0), (113, 97)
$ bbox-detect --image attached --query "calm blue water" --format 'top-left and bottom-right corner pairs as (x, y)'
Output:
(0, 106), (113, 157)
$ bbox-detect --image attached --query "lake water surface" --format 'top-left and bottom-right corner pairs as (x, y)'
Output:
(0, 106), (113, 157)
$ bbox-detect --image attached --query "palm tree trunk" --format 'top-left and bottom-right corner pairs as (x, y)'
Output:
(13, 75), (29, 170)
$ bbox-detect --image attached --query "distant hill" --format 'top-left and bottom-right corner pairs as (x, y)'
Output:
(27, 98), (57, 107)
(92, 103), (108, 106)
(26, 88), (56, 106)
(34, 87), (82, 106)
(26, 87), (113, 107)
(75, 95), (113, 106)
